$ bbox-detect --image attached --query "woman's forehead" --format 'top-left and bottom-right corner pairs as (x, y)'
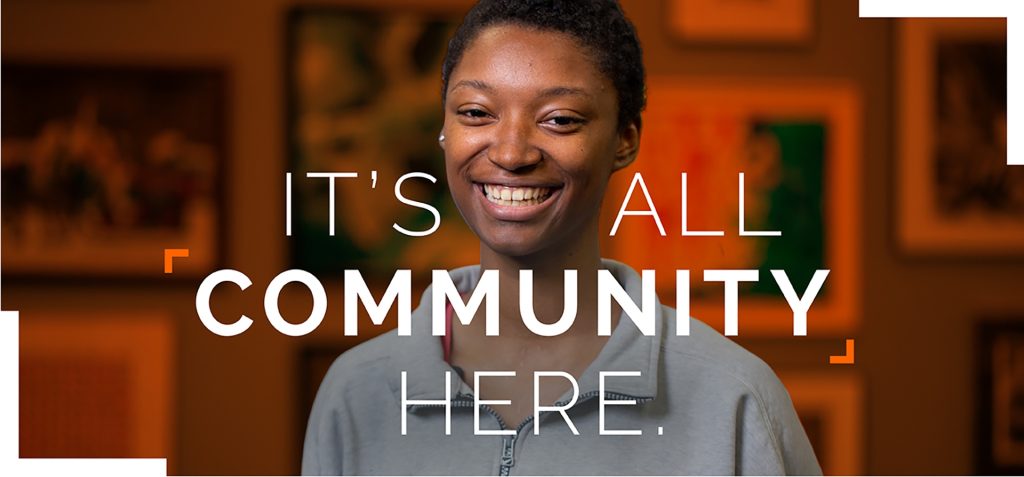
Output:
(449, 24), (611, 97)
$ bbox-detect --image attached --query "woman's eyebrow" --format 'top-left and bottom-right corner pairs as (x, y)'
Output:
(537, 86), (592, 99)
(449, 80), (592, 100)
(450, 79), (494, 94)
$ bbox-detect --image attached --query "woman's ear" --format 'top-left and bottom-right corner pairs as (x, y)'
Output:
(612, 118), (641, 171)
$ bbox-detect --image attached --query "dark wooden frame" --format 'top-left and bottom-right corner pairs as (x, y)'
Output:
(976, 319), (1024, 474)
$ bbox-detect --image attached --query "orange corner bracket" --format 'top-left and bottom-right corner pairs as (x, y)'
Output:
(164, 248), (190, 274)
(828, 339), (855, 365)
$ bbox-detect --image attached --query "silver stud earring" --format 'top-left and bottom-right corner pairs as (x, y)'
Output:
(438, 133), (446, 143)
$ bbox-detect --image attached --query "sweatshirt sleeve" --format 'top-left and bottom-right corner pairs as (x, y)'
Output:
(301, 362), (346, 476)
(737, 369), (823, 476)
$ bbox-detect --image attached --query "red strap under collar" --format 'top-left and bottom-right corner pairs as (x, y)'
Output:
(441, 302), (454, 363)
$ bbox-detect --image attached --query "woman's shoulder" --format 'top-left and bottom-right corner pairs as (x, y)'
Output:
(657, 304), (789, 402)
(656, 305), (822, 475)
(314, 330), (411, 401)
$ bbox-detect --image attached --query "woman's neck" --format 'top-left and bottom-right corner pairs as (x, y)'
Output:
(474, 227), (612, 341)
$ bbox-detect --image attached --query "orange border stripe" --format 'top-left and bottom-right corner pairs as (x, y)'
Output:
(164, 249), (190, 274)
(829, 339), (855, 365)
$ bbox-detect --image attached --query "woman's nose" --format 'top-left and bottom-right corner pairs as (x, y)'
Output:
(486, 117), (542, 171)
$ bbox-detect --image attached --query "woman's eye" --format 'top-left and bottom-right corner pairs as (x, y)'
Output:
(458, 108), (490, 119)
(543, 115), (586, 130)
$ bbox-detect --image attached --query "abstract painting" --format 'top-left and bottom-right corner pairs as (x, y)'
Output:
(602, 79), (861, 335)
(286, 7), (478, 276)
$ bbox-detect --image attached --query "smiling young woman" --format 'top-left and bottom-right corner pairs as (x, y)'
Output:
(302, 1), (821, 475)
(438, 20), (639, 430)
(441, 23), (638, 261)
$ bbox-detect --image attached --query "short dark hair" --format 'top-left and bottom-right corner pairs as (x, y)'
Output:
(441, 0), (646, 130)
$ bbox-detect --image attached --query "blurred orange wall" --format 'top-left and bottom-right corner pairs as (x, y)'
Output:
(3, 0), (1022, 474)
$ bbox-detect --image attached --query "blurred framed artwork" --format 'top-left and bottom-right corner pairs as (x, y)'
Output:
(1, 64), (226, 278)
(603, 79), (861, 336)
(20, 312), (175, 471)
(666, 0), (813, 45)
(977, 320), (1024, 474)
(286, 7), (478, 276)
(779, 372), (864, 475)
(898, 19), (1023, 256)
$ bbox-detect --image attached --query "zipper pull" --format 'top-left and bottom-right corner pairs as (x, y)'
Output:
(501, 435), (516, 468)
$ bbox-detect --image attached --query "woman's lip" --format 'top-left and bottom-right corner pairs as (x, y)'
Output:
(474, 180), (563, 188)
(475, 182), (562, 222)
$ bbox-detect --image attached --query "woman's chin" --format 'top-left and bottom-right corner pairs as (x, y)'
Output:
(481, 241), (540, 260)
(478, 232), (550, 261)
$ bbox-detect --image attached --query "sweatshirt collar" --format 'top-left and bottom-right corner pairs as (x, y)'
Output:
(391, 259), (662, 406)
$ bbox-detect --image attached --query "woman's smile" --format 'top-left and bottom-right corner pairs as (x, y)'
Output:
(476, 182), (564, 221)
(481, 183), (554, 206)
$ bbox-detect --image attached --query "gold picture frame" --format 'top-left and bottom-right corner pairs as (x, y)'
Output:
(1, 64), (226, 278)
(666, 0), (814, 45)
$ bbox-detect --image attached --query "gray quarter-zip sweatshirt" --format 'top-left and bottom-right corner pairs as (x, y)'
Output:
(302, 259), (822, 475)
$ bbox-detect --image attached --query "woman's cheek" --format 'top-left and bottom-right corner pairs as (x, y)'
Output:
(450, 134), (487, 161)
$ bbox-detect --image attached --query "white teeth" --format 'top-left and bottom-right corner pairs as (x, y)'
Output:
(482, 184), (553, 207)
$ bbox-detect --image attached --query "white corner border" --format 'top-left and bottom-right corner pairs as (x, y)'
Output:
(0, 310), (167, 475)
(860, 0), (1022, 165)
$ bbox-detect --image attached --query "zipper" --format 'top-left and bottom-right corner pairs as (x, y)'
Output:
(499, 435), (516, 476)
(494, 390), (652, 476)
(497, 407), (539, 476)
(415, 390), (652, 476)
(418, 394), (517, 475)
(553, 389), (653, 408)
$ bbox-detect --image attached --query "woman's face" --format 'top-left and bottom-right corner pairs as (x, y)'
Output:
(442, 24), (639, 259)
